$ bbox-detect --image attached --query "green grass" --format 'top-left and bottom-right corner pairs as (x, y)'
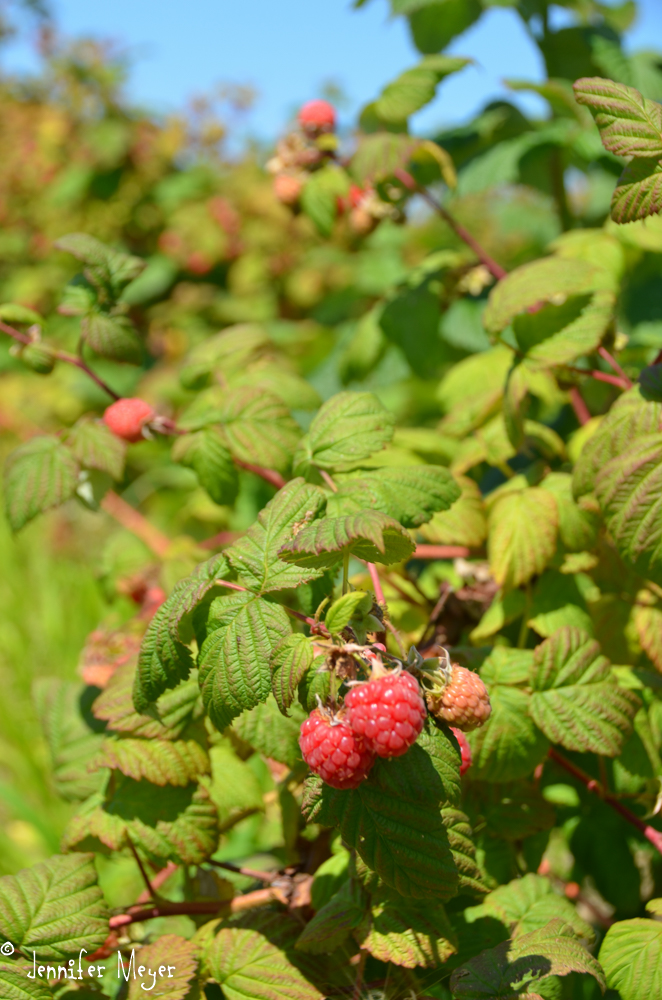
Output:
(0, 499), (112, 874)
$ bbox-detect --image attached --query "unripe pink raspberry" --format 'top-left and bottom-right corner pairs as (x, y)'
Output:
(103, 398), (155, 443)
(345, 668), (426, 758)
(299, 709), (375, 789)
(427, 663), (491, 733)
(450, 726), (472, 776)
(298, 99), (336, 134)
(273, 173), (303, 206)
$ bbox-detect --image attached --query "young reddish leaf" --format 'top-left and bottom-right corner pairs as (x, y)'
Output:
(126, 935), (198, 1000)
(573, 77), (662, 158)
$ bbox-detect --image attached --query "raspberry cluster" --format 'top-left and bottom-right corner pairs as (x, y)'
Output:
(299, 667), (427, 789)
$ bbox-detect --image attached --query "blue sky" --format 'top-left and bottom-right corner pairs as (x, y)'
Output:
(3, 0), (662, 141)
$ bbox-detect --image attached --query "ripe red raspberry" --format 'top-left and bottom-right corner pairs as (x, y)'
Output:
(298, 99), (336, 133)
(103, 398), (155, 443)
(450, 727), (472, 776)
(428, 664), (491, 733)
(345, 669), (426, 758)
(299, 709), (375, 789)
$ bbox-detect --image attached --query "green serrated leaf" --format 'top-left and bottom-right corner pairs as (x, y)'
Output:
(296, 880), (367, 954)
(374, 55), (469, 124)
(470, 590), (527, 645)
(468, 686), (549, 783)
(199, 592), (290, 731)
(599, 916), (662, 1000)
(226, 478), (326, 593)
(355, 885), (457, 968)
(484, 257), (601, 336)
(303, 746), (459, 900)
(573, 387), (662, 498)
(271, 633), (315, 714)
(204, 911), (324, 1000)
(0, 853), (109, 960)
(127, 935), (198, 1000)
(279, 509), (415, 568)
(540, 472), (598, 552)
(450, 918), (606, 998)
(327, 465), (460, 527)
(0, 963), (53, 999)
(420, 475), (487, 547)
(293, 391), (395, 477)
(172, 427), (239, 506)
(208, 742), (264, 826)
(97, 736), (209, 786)
(530, 627), (639, 755)
(95, 662), (202, 740)
(517, 290), (616, 368)
(442, 806), (487, 896)
(4, 436), (79, 531)
(233, 695), (305, 769)
(488, 488), (558, 589)
(133, 554), (230, 711)
(63, 777), (218, 865)
(82, 312), (142, 363)
(473, 874), (595, 945)
(55, 233), (145, 291)
(611, 157), (662, 224)
(65, 417), (126, 480)
(573, 76), (662, 157)
(595, 434), (662, 585)
(180, 386), (300, 475)
(33, 678), (106, 802)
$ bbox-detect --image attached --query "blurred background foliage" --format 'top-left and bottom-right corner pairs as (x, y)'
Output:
(0, 0), (661, 894)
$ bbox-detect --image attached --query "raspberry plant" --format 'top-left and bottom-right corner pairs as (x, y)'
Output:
(1, 3), (662, 998)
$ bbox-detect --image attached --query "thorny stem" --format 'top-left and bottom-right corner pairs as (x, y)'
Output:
(135, 862), (177, 905)
(366, 562), (385, 605)
(548, 747), (662, 856)
(108, 888), (279, 929)
(0, 319), (120, 400)
(393, 169), (508, 281)
(233, 458), (285, 490)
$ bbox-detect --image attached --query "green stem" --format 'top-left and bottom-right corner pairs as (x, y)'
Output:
(342, 548), (350, 596)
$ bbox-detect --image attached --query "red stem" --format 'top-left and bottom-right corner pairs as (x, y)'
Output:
(414, 544), (471, 559)
(199, 530), (240, 550)
(234, 459), (285, 490)
(598, 346), (632, 388)
(569, 387), (591, 426)
(366, 562), (385, 605)
(590, 370), (630, 390)
(0, 319), (120, 400)
(393, 169), (507, 282)
(548, 747), (662, 855)
(108, 888), (278, 929)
